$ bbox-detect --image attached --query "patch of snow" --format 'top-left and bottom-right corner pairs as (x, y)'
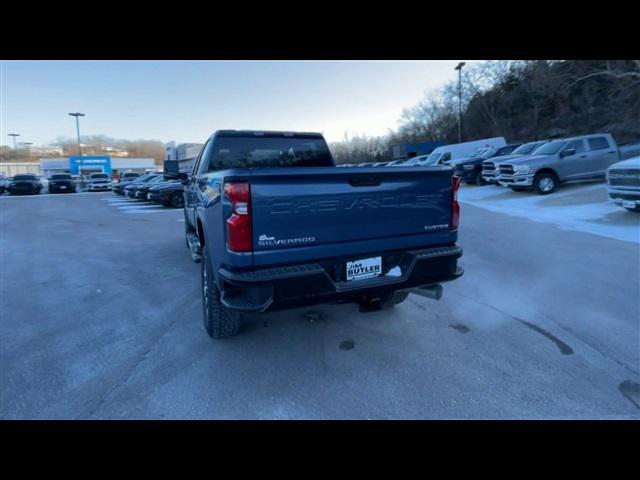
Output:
(458, 183), (640, 244)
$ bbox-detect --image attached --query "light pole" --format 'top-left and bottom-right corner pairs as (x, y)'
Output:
(68, 112), (85, 186)
(22, 142), (33, 161)
(454, 62), (466, 143)
(8, 133), (20, 160)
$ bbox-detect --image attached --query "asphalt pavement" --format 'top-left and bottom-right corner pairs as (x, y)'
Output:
(1, 188), (638, 419)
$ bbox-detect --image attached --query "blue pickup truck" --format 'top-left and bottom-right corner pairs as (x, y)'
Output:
(182, 130), (464, 338)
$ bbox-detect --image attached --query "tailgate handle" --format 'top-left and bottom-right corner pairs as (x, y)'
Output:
(349, 175), (381, 187)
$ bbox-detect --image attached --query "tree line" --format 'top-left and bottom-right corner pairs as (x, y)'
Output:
(0, 135), (165, 165)
(329, 60), (640, 164)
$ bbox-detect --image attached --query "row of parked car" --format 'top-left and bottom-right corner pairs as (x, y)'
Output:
(0, 172), (133, 195)
(338, 133), (640, 211)
(471, 134), (640, 212)
(112, 171), (185, 208)
(0, 173), (78, 195)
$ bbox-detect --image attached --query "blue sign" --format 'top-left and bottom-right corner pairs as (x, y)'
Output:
(69, 156), (112, 175)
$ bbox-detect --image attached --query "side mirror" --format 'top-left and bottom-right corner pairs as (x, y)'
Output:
(164, 160), (179, 176)
(560, 148), (576, 158)
(180, 173), (190, 185)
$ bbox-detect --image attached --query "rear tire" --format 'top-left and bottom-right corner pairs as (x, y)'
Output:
(169, 191), (184, 208)
(184, 211), (192, 248)
(533, 172), (557, 195)
(201, 247), (241, 338)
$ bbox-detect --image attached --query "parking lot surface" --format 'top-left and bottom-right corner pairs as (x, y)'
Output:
(1, 188), (639, 419)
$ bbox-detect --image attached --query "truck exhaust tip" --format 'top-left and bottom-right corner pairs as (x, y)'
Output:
(411, 284), (443, 301)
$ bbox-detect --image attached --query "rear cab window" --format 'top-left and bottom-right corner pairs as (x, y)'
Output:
(207, 134), (334, 172)
(52, 174), (71, 180)
(588, 137), (610, 151)
(497, 145), (518, 156)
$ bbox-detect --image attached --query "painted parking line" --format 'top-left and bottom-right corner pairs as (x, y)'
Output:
(102, 194), (181, 215)
(122, 208), (179, 214)
(116, 204), (163, 209)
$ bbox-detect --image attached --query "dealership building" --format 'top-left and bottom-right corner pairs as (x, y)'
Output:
(39, 156), (156, 178)
(165, 142), (204, 173)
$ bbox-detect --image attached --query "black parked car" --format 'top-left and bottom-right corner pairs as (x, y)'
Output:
(149, 180), (185, 208)
(116, 173), (156, 195)
(124, 174), (162, 198)
(48, 173), (77, 193)
(134, 176), (172, 200)
(119, 172), (140, 182)
(7, 174), (42, 195)
(452, 144), (522, 185)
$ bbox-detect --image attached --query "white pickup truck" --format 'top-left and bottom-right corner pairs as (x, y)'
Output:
(607, 156), (640, 212)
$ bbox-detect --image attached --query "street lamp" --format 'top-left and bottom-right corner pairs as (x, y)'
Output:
(454, 62), (466, 143)
(8, 133), (20, 160)
(68, 112), (85, 186)
(22, 142), (33, 161)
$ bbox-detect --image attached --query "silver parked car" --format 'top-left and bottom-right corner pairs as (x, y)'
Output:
(482, 140), (551, 184)
(496, 134), (637, 195)
(606, 156), (640, 212)
(87, 172), (112, 191)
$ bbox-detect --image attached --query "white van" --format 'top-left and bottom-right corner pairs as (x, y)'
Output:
(425, 137), (507, 165)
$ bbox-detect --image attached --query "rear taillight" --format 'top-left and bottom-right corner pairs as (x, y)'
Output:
(224, 182), (252, 252)
(451, 175), (460, 231)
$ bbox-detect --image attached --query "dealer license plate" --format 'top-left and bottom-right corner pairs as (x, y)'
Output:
(346, 256), (382, 282)
(147, 193), (151, 200)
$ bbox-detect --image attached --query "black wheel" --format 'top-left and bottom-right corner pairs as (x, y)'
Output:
(533, 172), (557, 195)
(382, 290), (410, 308)
(475, 172), (486, 185)
(201, 247), (241, 338)
(169, 191), (184, 208)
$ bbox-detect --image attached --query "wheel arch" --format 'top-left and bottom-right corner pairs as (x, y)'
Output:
(535, 168), (559, 181)
(196, 216), (206, 247)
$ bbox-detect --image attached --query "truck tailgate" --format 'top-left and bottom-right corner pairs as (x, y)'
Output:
(246, 167), (455, 266)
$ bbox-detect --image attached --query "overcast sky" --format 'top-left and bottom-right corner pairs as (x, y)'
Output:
(1, 60), (480, 146)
